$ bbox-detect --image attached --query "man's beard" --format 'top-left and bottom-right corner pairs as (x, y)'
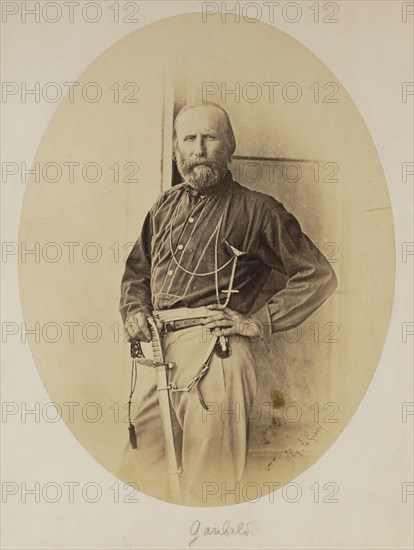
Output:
(175, 148), (230, 191)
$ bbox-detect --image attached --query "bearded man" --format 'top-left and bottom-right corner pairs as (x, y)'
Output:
(118, 101), (337, 505)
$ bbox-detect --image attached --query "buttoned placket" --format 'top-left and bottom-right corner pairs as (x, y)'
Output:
(161, 192), (208, 296)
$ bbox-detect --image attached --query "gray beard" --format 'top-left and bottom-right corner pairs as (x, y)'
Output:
(175, 150), (229, 191)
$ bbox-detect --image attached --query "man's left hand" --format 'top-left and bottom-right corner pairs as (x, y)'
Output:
(203, 304), (262, 339)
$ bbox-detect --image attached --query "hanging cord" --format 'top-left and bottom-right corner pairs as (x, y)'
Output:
(165, 197), (208, 295)
(128, 360), (138, 448)
(214, 235), (238, 308)
(128, 340), (144, 449)
(168, 190), (233, 277)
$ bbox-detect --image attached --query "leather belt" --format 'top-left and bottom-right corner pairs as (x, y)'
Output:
(162, 317), (206, 333)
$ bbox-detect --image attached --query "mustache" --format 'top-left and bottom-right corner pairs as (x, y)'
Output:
(184, 158), (217, 169)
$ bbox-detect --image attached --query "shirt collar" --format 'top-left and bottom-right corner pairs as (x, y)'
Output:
(182, 170), (234, 197)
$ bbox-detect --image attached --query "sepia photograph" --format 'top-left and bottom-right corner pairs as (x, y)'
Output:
(17, 12), (395, 506)
(2, 2), (412, 549)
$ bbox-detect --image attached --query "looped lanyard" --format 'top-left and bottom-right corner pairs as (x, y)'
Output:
(168, 188), (234, 277)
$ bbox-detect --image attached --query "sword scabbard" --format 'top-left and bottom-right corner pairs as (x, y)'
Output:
(143, 317), (182, 503)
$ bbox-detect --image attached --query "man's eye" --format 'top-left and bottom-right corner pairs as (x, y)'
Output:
(206, 135), (216, 140)
(184, 136), (195, 141)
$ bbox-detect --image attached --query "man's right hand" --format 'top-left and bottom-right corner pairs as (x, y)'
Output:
(124, 312), (152, 342)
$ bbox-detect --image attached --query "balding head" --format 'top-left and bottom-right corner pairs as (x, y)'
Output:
(173, 102), (236, 157)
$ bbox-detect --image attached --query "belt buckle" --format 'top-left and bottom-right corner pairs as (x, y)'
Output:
(163, 321), (175, 334)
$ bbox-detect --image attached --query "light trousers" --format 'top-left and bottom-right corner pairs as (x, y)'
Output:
(117, 325), (258, 506)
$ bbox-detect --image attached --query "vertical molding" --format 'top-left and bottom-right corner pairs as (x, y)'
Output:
(161, 71), (175, 192)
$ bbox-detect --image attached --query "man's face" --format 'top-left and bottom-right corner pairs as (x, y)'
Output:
(174, 106), (232, 190)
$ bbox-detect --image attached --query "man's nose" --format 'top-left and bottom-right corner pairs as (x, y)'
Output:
(194, 136), (206, 157)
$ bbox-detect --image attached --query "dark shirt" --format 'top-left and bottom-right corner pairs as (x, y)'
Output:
(120, 171), (337, 333)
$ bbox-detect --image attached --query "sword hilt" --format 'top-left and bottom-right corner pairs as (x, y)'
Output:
(130, 320), (174, 368)
(129, 315), (162, 359)
(147, 317), (162, 360)
(130, 339), (144, 359)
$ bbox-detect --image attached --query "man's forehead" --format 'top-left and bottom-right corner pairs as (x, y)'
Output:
(175, 106), (226, 135)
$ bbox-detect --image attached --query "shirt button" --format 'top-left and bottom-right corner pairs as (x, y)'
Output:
(177, 244), (183, 250)
(167, 270), (173, 276)
(188, 217), (194, 223)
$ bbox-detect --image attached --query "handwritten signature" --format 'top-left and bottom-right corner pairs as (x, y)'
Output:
(266, 422), (330, 470)
(288, 422), (330, 458)
(188, 519), (257, 547)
